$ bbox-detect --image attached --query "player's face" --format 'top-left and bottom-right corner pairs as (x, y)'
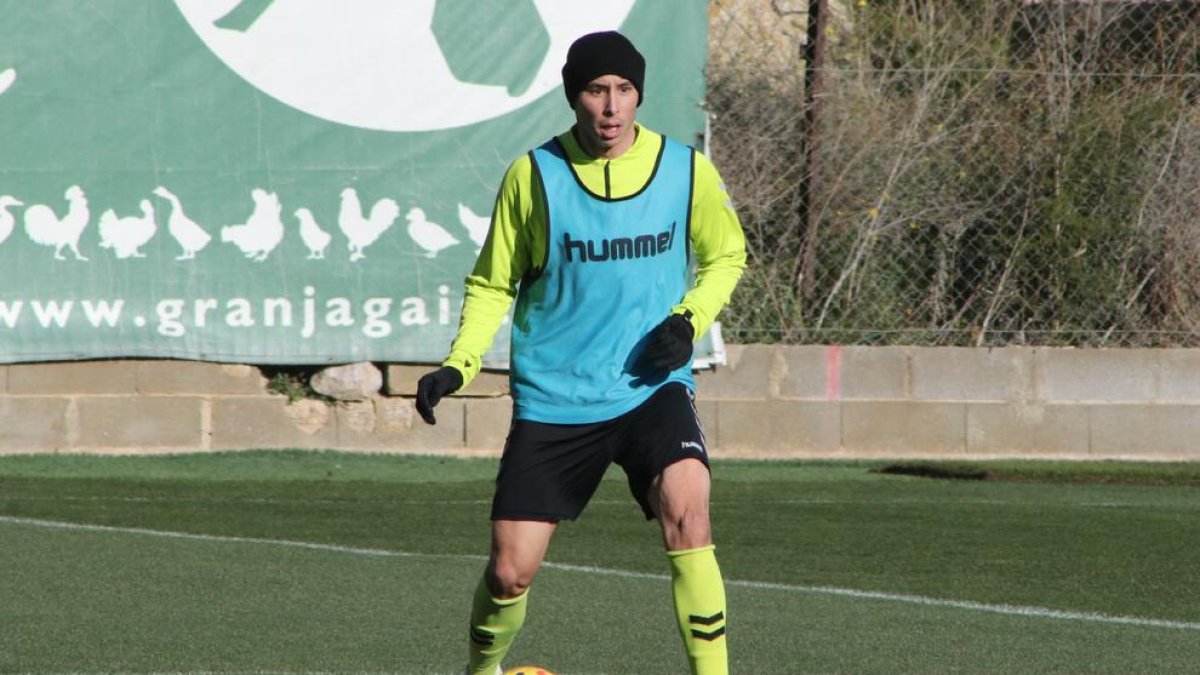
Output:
(573, 74), (639, 159)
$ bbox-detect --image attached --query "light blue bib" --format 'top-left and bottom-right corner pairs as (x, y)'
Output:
(511, 135), (695, 423)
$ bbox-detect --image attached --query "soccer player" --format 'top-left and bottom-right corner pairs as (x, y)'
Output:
(415, 30), (746, 675)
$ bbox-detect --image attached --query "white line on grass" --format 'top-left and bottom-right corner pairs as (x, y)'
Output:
(7, 495), (498, 506)
(11, 495), (1197, 511)
(4, 515), (1199, 633)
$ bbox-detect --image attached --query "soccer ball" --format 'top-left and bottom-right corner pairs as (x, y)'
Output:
(503, 667), (555, 675)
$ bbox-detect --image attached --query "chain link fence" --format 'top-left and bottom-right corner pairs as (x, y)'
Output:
(707, 0), (1200, 347)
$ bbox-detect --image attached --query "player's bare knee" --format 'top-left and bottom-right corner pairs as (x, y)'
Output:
(660, 506), (712, 551)
(486, 559), (537, 598)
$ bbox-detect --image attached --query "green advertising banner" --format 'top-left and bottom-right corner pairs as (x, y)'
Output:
(0, 0), (708, 365)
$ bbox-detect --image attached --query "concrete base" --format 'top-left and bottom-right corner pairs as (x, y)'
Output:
(1, 346), (1198, 460)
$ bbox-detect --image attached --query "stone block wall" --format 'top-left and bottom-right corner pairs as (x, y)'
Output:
(0, 346), (1197, 460)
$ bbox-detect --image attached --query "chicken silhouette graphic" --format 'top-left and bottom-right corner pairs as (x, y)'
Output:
(25, 185), (90, 261)
(338, 188), (399, 262)
(0, 196), (23, 246)
(221, 188), (284, 262)
(98, 199), (157, 259)
(457, 202), (492, 252)
(406, 207), (459, 258)
(153, 186), (211, 260)
(296, 207), (332, 259)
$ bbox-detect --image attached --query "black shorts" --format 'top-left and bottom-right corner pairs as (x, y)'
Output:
(491, 382), (709, 522)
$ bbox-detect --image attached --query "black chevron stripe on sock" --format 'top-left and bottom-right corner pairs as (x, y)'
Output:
(691, 625), (728, 641)
(688, 611), (725, 626)
(469, 626), (496, 646)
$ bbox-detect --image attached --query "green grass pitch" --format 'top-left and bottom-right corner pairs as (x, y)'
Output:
(1, 451), (1198, 673)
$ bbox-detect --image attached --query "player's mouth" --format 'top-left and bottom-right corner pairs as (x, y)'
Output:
(598, 122), (622, 140)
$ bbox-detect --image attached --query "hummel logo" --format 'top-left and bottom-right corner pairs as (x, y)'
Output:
(688, 611), (726, 641)
(681, 441), (706, 455)
(691, 625), (727, 641)
(564, 220), (676, 263)
(469, 626), (496, 646)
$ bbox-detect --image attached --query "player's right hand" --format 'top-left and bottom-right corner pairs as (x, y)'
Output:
(415, 366), (463, 425)
(639, 312), (695, 371)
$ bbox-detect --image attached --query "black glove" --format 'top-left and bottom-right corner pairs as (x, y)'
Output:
(415, 366), (463, 425)
(639, 313), (695, 371)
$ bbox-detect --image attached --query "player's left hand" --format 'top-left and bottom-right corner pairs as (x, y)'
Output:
(639, 313), (695, 371)
(415, 366), (463, 425)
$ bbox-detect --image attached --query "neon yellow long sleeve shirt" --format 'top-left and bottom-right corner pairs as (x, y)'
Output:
(443, 124), (746, 388)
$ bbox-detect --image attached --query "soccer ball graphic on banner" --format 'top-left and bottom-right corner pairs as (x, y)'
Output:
(503, 667), (555, 675)
(173, 0), (637, 131)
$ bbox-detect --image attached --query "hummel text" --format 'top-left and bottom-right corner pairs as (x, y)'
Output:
(564, 221), (676, 263)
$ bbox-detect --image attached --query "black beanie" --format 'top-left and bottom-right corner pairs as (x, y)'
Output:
(561, 31), (645, 107)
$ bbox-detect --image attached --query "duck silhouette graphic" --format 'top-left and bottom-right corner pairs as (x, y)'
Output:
(338, 188), (399, 262)
(153, 186), (212, 260)
(406, 207), (459, 259)
(456, 202), (491, 253)
(0, 196), (23, 246)
(296, 207), (332, 259)
(220, 188), (284, 262)
(98, 199), (157, 259)
(25, 185), (89, 261)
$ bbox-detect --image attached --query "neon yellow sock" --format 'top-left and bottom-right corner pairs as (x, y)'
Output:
(467, 576), (528, 675)
(668, 545), (728, 675)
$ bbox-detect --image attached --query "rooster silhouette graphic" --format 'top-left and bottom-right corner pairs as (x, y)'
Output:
(338, 188), (400, 262)
(25, 185), (89, 261)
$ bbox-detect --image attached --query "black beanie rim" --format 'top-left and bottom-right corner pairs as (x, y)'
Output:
(561, 31), (645, 107)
